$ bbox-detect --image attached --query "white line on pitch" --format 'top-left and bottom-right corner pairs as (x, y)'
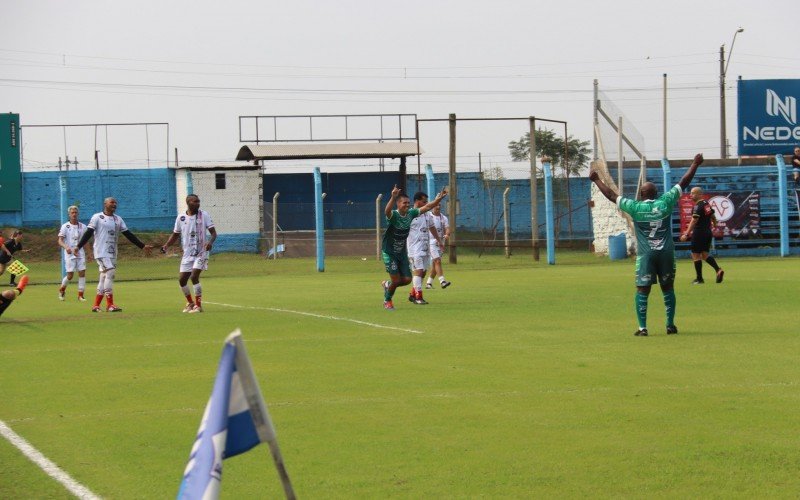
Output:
(0, 419), (101, 500)
(205, 301), (423, 334)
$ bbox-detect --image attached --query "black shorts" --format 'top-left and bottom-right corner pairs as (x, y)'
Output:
(691, 233), (712, 253)
(0, 255), (10, 265)
(0, 297), (11, 317)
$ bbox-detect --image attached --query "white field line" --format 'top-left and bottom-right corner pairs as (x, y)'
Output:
(205, 301), (423, 334)
(0, 419), (101, 500)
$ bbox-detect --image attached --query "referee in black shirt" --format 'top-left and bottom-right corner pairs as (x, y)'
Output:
(680, 187), (724, 284)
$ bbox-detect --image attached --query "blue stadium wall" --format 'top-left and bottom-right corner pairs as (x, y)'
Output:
(3, 169), (176, 230)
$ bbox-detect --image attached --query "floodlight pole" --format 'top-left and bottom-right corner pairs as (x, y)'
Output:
(448, 113), (457, 264)
(375, 193), (383, 261)
(529, 117), (539, 261)
(720, 28), (744, 159)
(503, 187), (511, 258)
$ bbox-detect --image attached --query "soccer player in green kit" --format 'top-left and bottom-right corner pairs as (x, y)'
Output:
(589, 153), (704, 336)
(381, 185), (447, 310)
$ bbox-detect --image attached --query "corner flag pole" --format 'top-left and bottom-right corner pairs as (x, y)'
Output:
(231, 333), (297, 500)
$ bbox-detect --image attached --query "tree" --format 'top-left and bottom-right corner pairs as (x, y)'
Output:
(508, 129), (591, 177)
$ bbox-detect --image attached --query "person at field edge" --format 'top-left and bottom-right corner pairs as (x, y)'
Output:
(0, 275), (29, 319)
(426, 204), (452, 290)
(161, 194), (217, 313)
(589, 153), (704, 336)
(792, 146), (800, 185)
(680, 187), (724, 285)
(58, 205), (91, 301)
(0, 230), (24, 285)
(75, 197), (154, 312)
(381, 185), (447, 310)
(405, 191), (444, 305)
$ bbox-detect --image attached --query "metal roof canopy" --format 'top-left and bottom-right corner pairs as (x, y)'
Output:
(236, 141), (423, 161)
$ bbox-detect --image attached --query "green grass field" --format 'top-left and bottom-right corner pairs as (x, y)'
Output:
(1, 253), (799, 498)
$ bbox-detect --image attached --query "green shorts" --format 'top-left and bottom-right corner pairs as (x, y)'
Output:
(635, 249), (676, 287)
(382, 251), (412, 278)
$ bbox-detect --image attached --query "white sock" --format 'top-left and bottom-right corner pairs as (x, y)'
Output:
(78, 277), (85, 292)
(439, 276), (446, 283)
(61, 276), (69, 288)
(412, 275), (422, 292)
(426, 277), (433, 285)
(181, 285), (191, 297)
(104, 269), (116, 296)
(96, 273), (106, 295)
(193, 283), (202, 299)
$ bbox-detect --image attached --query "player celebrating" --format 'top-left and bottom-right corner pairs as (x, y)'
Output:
(76, 197), (154, 312)
(405, 192), (444, 305)
(589, 153), (704, 336)
(426, 204), (451, 289)
(161, 194), (217, 313)
(57, 205), (90, 301)
(680, 187), (724, 284)
(381, 185), (447, 310)
(0, 275), (28, 319)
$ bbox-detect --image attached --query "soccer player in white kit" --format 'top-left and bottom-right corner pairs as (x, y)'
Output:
(75, 197), (153, 312)
(406, 192), (443, 305)
(161, 194), (217, 313)
(426, 204), (451, 289)
(57, 205), (90, 301)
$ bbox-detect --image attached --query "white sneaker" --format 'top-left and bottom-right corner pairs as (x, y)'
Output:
(425, 283), (433, 289)
(182, 303), (195, 313)
(78, 296), (87, 302)
(189, 305), (203, 313)
(58, 293), (65, 301)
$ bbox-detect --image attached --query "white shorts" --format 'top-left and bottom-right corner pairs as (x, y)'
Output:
(65, 256), (86, 273)
(180, 255), (209, 273)
(96, 257), (117, 272)
(408, 253), (431, 271)
(429, 241), (443, 260)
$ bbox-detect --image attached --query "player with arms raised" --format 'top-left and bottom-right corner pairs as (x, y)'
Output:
(380, 185), (447, 310)
(76, 197), (153, 312)
(161, 194), (217, 313)
(590, 153), (704, 336)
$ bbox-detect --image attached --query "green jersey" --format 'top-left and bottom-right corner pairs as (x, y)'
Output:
(617, 185), (682, 255)
(382, 208), (421, 255)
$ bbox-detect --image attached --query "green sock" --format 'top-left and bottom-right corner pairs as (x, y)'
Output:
(635, 292), (648, 330)
(663, 290), (676, 327)
(384, 286), (392, 301)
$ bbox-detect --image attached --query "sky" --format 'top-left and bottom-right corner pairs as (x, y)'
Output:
(2, 0), (799, 176)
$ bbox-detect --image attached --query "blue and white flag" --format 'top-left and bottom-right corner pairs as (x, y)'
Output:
(178, 330), (295, 500)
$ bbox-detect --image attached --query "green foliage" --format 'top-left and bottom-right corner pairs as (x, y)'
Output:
(508, 129), (592, 177)
(1, 255), (799, 497)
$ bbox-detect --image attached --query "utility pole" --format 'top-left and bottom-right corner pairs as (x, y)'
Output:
(720, 27), (744, 159)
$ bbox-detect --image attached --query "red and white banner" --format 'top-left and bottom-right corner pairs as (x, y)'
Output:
(679, 191), (761, 239)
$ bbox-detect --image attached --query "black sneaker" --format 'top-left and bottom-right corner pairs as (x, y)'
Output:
(716, 269), (724, 284)
(414, 298), (429, 305)
(408, 294), (415, 303)
(666, 325), (678, 335)
(691, 279), (705, 285)
(634, 328), (648, 336)
(441, 280), (451, 289)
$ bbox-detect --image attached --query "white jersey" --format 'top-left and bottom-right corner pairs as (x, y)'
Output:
(59, 221), (87, 260)
(407, 211), (433, 257)
(173, 209), (215, 258)
(88, 212), (128, 259)
(429, 213), (449, 243)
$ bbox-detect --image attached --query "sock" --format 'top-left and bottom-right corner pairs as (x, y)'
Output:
(94, 294), (103, 307)
(426, 277), (433, 285)
(705, 256), (720, 271)
(412, 276), (422, 293)
(694, 260), (703, 280)
(663, 290), (676, 327)
(78, 277), (85, 295)
(105, 292), (114, 306)
(635, 292), (648, 330)
(384, 286), (392, 301)
(439, 275), (446, 284)
(60, 276), (69, 293)
(181, 285), (193, 303)
(193, 283), (202, 307)
(95, 273), (106, 306)
(104, 269), (115, 305)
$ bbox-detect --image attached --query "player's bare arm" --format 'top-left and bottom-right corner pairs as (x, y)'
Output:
(205, 226), (217, 251)
(680, 217), (699, 241)
(385, 185), (400, 218)
(419, 187), (448, 214)
(58, 235), (73, 254)
(589, 169), (618, 203)
(678, 153), (704, 190)
(162, 232), (180, 253)
(429, 224), (443, 249)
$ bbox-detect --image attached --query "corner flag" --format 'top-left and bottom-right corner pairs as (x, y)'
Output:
(177, 330), (295, 500)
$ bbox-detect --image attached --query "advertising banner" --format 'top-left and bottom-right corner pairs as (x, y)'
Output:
(738, 79), (800, 156)
(679, 191), (761, 239)
(0, 113), (22, 211)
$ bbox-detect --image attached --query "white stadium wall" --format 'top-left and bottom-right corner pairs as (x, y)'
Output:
(590, 183), (633, 255)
